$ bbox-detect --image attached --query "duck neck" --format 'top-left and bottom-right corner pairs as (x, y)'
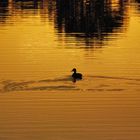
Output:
(73, 70), (76, 74)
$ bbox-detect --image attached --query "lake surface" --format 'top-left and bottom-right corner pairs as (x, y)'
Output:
(0, 0), (140, 140)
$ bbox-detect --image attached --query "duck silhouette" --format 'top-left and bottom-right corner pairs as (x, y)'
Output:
(71, 68), (82, 80)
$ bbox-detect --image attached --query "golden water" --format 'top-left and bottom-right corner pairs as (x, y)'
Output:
(0, 0), (140, 140)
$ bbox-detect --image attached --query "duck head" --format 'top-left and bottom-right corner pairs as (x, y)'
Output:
(71, 68), (77, 73)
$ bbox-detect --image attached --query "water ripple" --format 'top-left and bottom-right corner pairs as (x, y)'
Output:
(0, 75), (140, 93)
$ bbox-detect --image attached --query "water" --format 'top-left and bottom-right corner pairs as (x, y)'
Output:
(0, 0), (140, 140)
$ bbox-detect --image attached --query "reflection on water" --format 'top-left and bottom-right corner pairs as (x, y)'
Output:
(0, 0), (128, 42)
(0, 0), (9, 22)
(0, 0), (140, 140)
(55, 0), (128, 45)
(134, 0), (140, 11)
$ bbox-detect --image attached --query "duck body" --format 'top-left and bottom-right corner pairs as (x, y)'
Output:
(71, 68), (82, 79)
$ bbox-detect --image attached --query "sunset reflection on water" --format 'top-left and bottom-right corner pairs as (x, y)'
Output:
(0, 0), (140, 140)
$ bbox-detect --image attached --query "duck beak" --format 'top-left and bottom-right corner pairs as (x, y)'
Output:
(71, 69), (74, 72)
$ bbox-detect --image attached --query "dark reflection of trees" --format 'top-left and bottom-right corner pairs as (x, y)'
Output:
(0, 0), (9, 23)
(55, 0), (128, 46)
(135, 0), (140, 11)
(39, 0), (56, 22)
(0, 0), (129, 47)
(135, 0), (140, 3)
(13, 0), (42, 9)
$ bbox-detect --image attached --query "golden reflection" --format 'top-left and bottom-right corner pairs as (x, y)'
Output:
(54, 0), (130, 47)
(0, 1), (140, 140)
(0, 0), (139, 80)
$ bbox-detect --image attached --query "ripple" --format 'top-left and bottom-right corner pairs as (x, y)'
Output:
(0, 77), (78, 92)
(89, 75), (140, 81)
(0, 75), (140, 93)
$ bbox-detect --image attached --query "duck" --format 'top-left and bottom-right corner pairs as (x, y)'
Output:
(71, 68), (82, 79)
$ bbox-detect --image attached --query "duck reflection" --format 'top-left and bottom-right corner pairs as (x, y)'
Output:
(55, 0), (128, 46)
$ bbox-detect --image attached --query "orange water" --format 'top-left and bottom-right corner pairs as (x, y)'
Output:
(0, 0), (140, 140)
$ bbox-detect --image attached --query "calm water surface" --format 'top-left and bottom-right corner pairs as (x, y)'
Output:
(0, 0), (140, 140)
